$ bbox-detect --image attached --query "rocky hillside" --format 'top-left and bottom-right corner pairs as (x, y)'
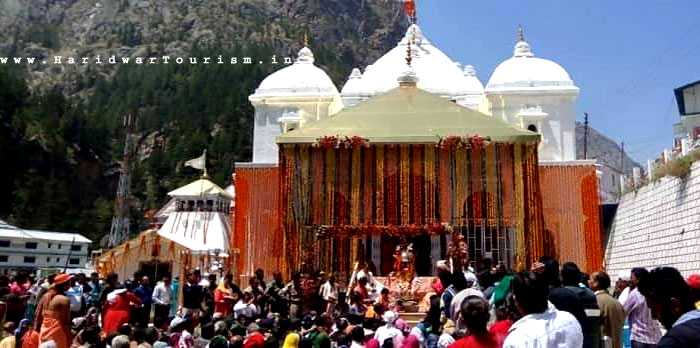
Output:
(0, 0), (407, 93)
(575, 122), (641, 174)
(0, 0), (407, 244)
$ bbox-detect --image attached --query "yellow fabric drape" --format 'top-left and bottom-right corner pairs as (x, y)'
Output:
(424, 146), (436, 223)
(376, 145), (385, 225)
(513, 144), (525, 271)
(400, 145), (411, 224)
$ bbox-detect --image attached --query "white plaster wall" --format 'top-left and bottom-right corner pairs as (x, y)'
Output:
(252, 98), (342, 164)
(252, 105), (285, 163)
(486, 94), (577, 161)
(0, 239), (90, 271)
(598, 165), (621, 204)
(605, 161), (700, 277)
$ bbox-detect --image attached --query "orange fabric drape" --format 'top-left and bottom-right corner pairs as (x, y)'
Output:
(539, 163), (603, 272)
(233, 165), (283, 281)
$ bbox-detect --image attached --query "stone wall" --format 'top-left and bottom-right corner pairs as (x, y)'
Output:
(605, 161), (700, 277)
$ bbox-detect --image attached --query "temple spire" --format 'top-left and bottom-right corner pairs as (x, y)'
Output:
(518, 24), (525, 42)
(303, 31), (308, 47)
(404, 0), (417, 67)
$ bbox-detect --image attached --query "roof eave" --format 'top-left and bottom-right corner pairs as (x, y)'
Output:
(276, 135), (540, 145)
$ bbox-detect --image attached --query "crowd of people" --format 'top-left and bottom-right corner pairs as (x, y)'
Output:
(1, 258), (699, 348)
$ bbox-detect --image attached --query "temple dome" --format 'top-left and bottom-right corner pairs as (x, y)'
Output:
(342, 24), (470, 100)
(485, 34), (578, 94)
(461, 65), (485, 94)
(251, 46), (340, 99)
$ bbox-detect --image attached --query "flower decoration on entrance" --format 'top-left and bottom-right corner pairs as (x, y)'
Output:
(315, 136), (339, 148)
(314, 136), (369, 149)
(436, 135), (491, 150)
(342, 136), (370, 149)
(316, 222), (451, 238)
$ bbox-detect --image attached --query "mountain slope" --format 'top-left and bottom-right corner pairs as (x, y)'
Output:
(575, 122), (641, 174)
(0, 0), (408, 244)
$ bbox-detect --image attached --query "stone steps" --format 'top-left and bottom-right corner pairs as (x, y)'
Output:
(398, 312), (425, 326)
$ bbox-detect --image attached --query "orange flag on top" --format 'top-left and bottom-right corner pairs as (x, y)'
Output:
(404, 0), (416, 19)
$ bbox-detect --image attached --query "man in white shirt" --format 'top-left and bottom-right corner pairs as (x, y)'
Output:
(233, 291), (259, 320)
(503, 271), (583, 348)
(319, 274), (339, 316)
(152, 274), (173, 320)
(616, 271), (631, 306)
(374, 311), (404, 347)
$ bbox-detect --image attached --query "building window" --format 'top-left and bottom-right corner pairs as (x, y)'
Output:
(46, 257), (50, 262)
(48, 243), (52, 248)
(56, 258), (60, 263)
(25, 242), (38, 249)
(0, 255), (8, 263)
(69, 258), (80, 265)
(0, 240), (9, 247)
(57, 244), (62, 249)
(24, 256), (35, 264)
(527, 124), (538, 133)
(71, 245), (81, 252)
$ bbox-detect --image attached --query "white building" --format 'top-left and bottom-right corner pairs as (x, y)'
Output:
(250, 25), (581, 167)
(157, 177), (233, 255)
(0, 219), (91, 274)
(484, 28), (579, 161)
(673, 80), (700, 145)
(248, 46), (344, 164)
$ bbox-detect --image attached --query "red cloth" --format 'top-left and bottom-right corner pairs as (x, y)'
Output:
(354, 285), (369, 300)
(365, 339), (380, 348)
(431, 278), (444, 295)
(488, 320), (512, 344)
(102, 291), (142, 333)
(10, 282), (29, 296)
(448, 333), (502, 348)
(402, 335), (420, 348)
(243, 332), (265, 348)
(21, 330), (40, 348)
(214, 288), (234, 316)
(687, 274), (700, 289)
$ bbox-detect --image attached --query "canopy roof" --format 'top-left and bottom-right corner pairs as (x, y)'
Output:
(277, 85), (539, 144)
(168, 178), (233, 200)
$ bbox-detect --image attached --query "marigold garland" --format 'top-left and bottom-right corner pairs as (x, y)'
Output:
(436, 135), (491, 150)
(317, 223), (451, 238)
(400, 145), (411, 225)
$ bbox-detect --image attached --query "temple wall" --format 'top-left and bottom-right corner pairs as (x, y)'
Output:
(605, 161), (700, 277)
(232, 164), (284, 285)
(539, 161), (603, 273)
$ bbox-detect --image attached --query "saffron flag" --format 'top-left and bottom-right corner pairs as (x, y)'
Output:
(185, 150), (206, 171)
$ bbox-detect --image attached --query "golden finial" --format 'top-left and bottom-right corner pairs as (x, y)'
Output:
(518, 24), (525, 42)
(303, 31), (308, 47)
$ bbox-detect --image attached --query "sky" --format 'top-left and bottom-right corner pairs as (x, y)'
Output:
(415, 0), (700, 163)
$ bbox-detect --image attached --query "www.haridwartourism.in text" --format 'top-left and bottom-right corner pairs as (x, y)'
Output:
(0, 55), (293, 65)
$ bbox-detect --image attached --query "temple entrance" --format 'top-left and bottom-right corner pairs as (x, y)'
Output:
(457, 224), (513, 270)
(139, 260), (172, 282)
(377, 235), (433, 276)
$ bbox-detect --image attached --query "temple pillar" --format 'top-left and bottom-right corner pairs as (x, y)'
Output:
(371, 235), (381, 275)
(430, 235), (441, 274)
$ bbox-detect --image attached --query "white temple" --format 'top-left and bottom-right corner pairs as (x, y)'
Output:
(157, 178), (233, 253)
(249, 47), (344, 163)
(250, 25), (579, 164)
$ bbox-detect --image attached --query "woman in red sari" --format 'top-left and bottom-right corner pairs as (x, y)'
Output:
(214, 279), (237, 316)
(102, 289), (141, 333)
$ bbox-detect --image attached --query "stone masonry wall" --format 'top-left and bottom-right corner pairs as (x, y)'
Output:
(605, 161), (700, 277)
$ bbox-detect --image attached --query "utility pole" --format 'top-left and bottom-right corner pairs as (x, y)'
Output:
(583, 112), (589, 159)
(620, 141), (625, 174)
(108, 114), (133, 248)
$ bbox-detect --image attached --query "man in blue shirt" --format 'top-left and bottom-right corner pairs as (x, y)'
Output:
(133, 276), (153, 328)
